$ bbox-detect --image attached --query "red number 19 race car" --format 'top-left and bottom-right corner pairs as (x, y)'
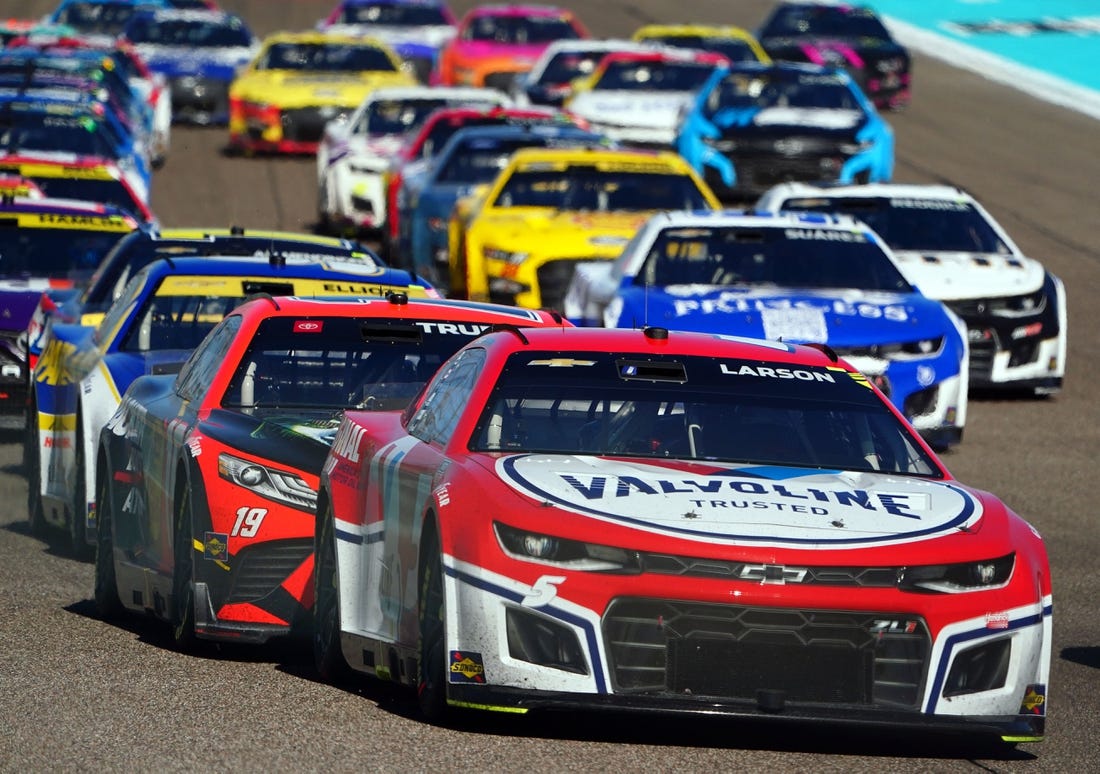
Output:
(316, 326), (1051, 745)
(94, 295), (567, 647)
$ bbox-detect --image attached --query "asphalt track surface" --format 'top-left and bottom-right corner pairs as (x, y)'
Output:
(2, 1), (1098, 770)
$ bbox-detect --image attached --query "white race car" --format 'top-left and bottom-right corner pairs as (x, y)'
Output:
(316, 85), (511, 234)
(564, 47), (727, 148)
(510, 38), (649, 108)
(756, 182), (1068, 394)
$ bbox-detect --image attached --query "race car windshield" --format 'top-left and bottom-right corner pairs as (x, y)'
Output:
(538, 51), (604, 84)
(0, 115), (121, 158)
(258, 42), (397, 72)
(706, 71), (858, 113)
(0, 228), (125, 280)
(30, 177), (144, 220)
(124, 19), (254, 48)
(470, 352), (941, 477)
(594, 60), (717, 92)
(636, 226), (913, 292)
(464, 16), (581, 45)
(221, 317), (488, 411)
(56, 2), (142, 36)
(780, 197), (1014, 254)
(646, 36), (760, 63)
(760, 7), (891, 41)
(339, 3), (449, 26)
(360, 98), (496, 136)
(493, 168), (712, 211)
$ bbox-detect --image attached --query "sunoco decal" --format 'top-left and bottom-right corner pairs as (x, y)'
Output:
(496, 456), (981, 548)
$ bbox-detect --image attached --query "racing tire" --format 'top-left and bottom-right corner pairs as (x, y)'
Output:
(93, 470), (123, 620)
(24, 396), (47, 539)
(171, 482), (199, 651)
(416, 523), (448, 722)
(68, 427), (93, 561)
(313, 498), (350, 683)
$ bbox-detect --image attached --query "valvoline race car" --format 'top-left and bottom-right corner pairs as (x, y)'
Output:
(28, 253), (434, 557)
(563, 209), (967, 448)
(0, 196), (138, 429)
(756, 0), (911, 110)
(316, 85), (510, 235)
(93, 296), (568, 646)
(756, 182), (1068, 394)
(676, 61), (894, 201)
(315, 0), (458, 84)
(394, 122), (606, 289)
(632, 24), (771, 65)
(449, 146), (720, 309)
(228, 31), (417, 155)
(313, 324), (1051, 744)
(121, 7), (260, 126)
(565, 48), (730, 149)
(434, 4), (588, 92)
(0, 152), (154, 223)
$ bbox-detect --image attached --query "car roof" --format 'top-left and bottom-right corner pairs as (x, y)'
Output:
(233, 295), (567, 326)
(761, 182), (973, 203)
(644, 208), (868, 231)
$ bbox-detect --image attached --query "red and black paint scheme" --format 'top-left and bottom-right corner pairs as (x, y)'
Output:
(93, 295), (567, 646)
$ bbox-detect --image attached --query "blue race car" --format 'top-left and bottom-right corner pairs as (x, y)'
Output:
(393, 121), (606, 287)
(316, 0), (459, 84)
(563, 209), (967, 450)
(28, 251), (438, 556)
(676, 61), (893, 200)
(122, 7), (259, 125)
(46, 0), (174, 37)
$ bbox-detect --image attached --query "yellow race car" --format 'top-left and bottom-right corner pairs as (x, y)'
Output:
(449, 146), (720, 309)
(632, 24), (771, 64)
(228, 31), (417, 155)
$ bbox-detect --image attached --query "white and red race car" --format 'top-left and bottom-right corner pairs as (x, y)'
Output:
(315, 325), (1051, 745)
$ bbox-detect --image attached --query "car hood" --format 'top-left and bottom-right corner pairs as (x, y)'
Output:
(569, 90), (696, 128)
(707, 105), (866, 137)
(478, 210), (652, 251)
(614, 285), (946, 346)
(321, 23), (455, 49)
(764, 37), (904, 65)
(346, 134), (405, 163)
(231, 71), (414, 106)
(490, 454), (986, 550)
(890, 250), (1046, 301)
(204, 408), (344, 475)
(449, 40), (544, 68)
(134, 44), (255, 78)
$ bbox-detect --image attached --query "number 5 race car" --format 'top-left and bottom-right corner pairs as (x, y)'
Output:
(314, 326), (1051, 746)
(94, 296), (567, 647)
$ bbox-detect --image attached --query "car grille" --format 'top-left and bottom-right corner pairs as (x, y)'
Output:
(603, 598), (930, 709)
(226, 538), (313, 603)
(281, 107), (349, 144)
(534, 258), (600, 312)
(483, 71), (520, 92)
(169, 77), (230, 122)
(638, 553), (900, 586)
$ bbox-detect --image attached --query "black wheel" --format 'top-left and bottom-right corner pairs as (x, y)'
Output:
(25, 396), (47, 538)
(417, 524), (448, 722)
(93, 469), (123, 619)
(68, 428), (93, 561)
(313, 498), (350, 682)
(171, 483), (198, 650)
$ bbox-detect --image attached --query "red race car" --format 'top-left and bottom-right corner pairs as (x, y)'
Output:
(93, 295), (568, 647)
(316, 326), (1052, 745)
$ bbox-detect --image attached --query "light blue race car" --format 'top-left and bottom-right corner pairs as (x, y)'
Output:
(676, 61), (894, 200)
(564, 209), (968, 450)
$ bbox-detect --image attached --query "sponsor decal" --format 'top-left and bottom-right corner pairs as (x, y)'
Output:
(916, 365), (936, 387)
(231, 507), (267, 538)
(497, 456), (982, 547)
(204, 531), (229, 561)
(435, 485), (450, 507)
(719, 363), (835, 383)
(669, 292), (911, 323)
(332, 422), (367, 463)
(522, 575), (565, 606)
(529, 358), (596, 368)
(414, 321), (491, 336)
(187, 437), (202, 458)
(889, 198), (970, 212)
(985, 612), (1010, 630)
(293, 320), (324, 333)
(1019, 684), (1046, 715)
(785, 228), (866, 243)
(869, 619), (919, 635)
(449, 651), (486, 684)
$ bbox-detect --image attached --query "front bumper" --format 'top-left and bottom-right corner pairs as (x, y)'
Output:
(169, 76), (231, 125)
(230, 104), (354, 155)
(485, 254), (607, 311)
